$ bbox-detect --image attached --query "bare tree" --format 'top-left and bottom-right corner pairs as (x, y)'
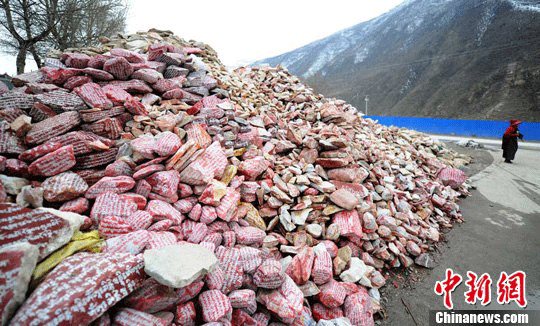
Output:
(49, 0), (127, 51)
(0, 0), (60, 73)
(0, 0), (127, 74)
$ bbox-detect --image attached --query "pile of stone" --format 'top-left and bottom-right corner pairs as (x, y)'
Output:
(0, 29), (471, 326)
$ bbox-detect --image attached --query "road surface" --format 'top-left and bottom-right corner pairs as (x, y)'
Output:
(381, 137), (540, 325)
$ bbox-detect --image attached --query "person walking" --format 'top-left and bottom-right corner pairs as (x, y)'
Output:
(502, 119), (523, 163)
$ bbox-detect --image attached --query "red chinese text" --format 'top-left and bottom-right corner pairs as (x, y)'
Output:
(497, 271), (527, 308)
(434, 268), (463, 309)
(464, 271), (492, 305)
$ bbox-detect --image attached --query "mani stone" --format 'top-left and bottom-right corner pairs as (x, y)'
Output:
(42, 172), (89, 202)
(0, 204), (83, 260)
(27, 145), (76, 177)
(25, 111), (81, 145)
(0, 242), (39, 326)
(9, 252), (145, 326)
(144, 243), (218, 288)
(76, 148), (119, 169)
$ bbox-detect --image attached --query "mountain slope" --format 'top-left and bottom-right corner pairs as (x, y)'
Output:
(256, 0), (540, 121)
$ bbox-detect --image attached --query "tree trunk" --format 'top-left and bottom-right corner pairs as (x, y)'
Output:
(16, 45), (28, 75)
(30, 45), (42, 69)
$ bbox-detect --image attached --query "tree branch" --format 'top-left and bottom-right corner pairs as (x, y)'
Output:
(0, 0), (24, 42)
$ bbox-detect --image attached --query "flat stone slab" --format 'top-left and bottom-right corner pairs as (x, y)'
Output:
(144, 243), (218, 288)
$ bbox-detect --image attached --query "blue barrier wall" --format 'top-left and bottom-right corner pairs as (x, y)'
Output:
(366, 116), (540, 141)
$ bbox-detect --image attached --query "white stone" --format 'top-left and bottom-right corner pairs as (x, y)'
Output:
(0, 175), (29, 195)
(279, 205), (295, 232)
(313, 243), (327, 255)
(387, 242), (400, 256)
(306, 224), (323, 238)
(317, 317), (354, 326)
(371, 191), (382, 201)
(262, 235), (279, 248)
(299, 281), (320, 297)
(329, 188), (359, 210)
(144, 243), (218, 288)
(365, 265), (375, 274)
(371, 297), (381, 313)
(319, 181), (336, 193)
(415, 253), (435, 268)
(359, 275), (372, 288)
(291, 208), (312, 225)
(16, 185), (43, 208)
(127, 39), (149, 49)
(340, 257), (367, 283)
(188, 54), (208, 71)
(280, 256), (293, 271)
(280, 245), (299, 255)
(368, 288), (380, 301)
(295, 175), (310, 185)
(375, 185), (385, 194)
(381, 189), (393, 201)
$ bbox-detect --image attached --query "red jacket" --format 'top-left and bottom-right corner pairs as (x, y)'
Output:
(504, 125), (520, 138)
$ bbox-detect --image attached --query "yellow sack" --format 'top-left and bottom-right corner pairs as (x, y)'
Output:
(32, 230), (102, 280)
(233, 148), (246, 157)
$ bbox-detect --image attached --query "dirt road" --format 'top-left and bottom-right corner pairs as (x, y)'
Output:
(380, 140), (540, 325)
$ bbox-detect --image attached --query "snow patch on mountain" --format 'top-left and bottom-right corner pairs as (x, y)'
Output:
(477, 5), (496, 45)
(340, 29), (356, 39)
(400, 66), (418, 94)
(303, 37), (353, 78)
(436, 8), (457, 27)
(281, 52), (308, 69)
(508, 0), (540, 13)
(407, 17), (424, 33)
(355, 48), (370, 64)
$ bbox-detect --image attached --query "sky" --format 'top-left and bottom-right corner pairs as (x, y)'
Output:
(0, 0), (405, 75)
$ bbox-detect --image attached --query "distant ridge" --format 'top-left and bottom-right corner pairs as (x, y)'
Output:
(256, 0), (540, 121)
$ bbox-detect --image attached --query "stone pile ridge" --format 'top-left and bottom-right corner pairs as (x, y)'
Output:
(0, 29), (472, 326)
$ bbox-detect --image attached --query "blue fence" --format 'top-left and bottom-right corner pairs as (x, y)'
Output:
(366, 116), (540, 141)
